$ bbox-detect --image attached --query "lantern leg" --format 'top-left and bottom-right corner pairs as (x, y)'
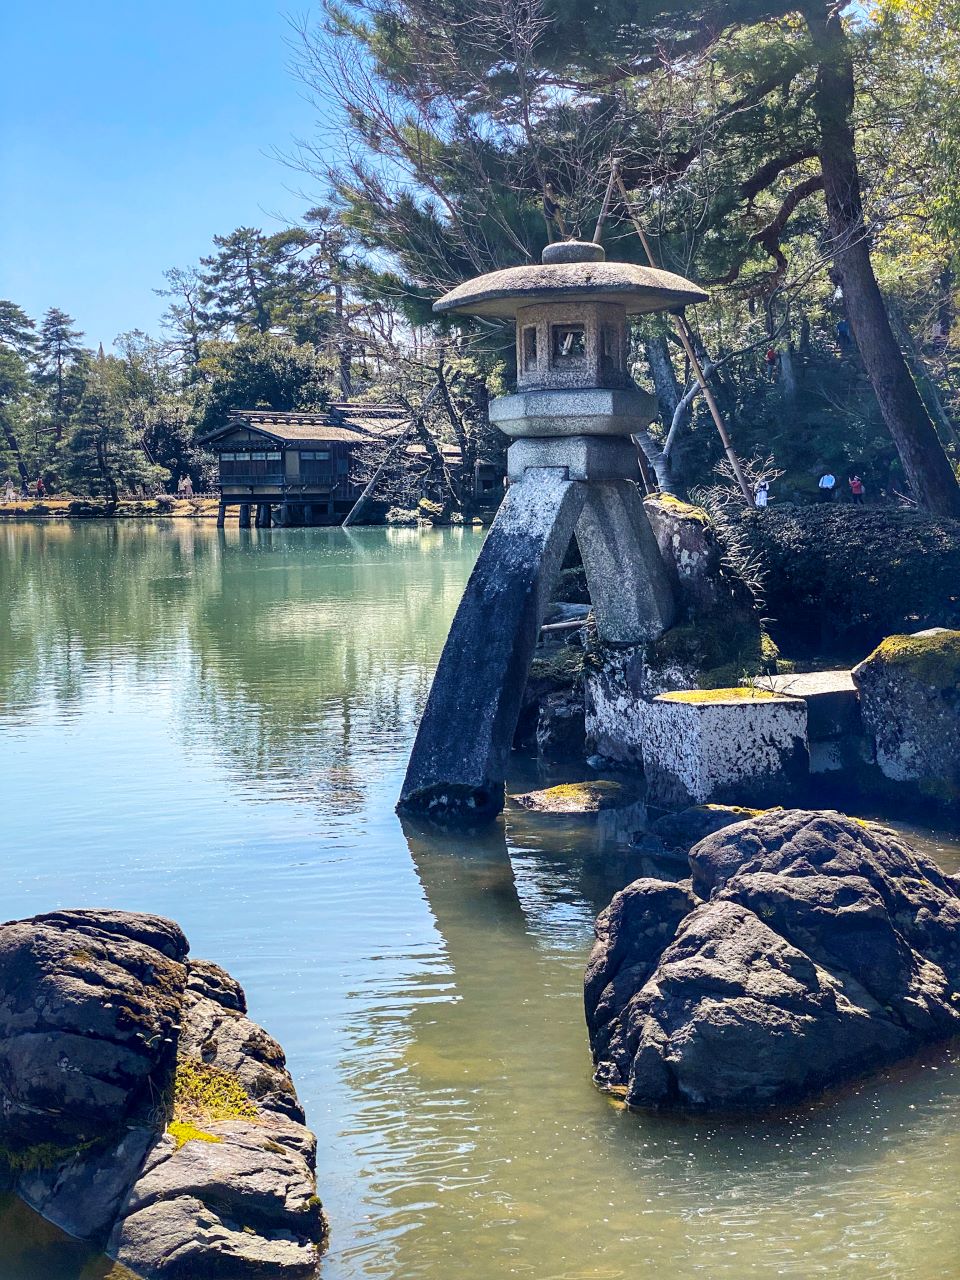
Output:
(397, 468), (586, 824)
(575, 480), (675, 644)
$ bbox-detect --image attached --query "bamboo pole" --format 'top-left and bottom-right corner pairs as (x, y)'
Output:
(614, 171), (755, 506)
(592, 162), (618, 244)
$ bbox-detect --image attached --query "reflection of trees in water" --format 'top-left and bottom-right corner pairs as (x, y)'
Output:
(0, 521), (481, 815)
(0, 520), (220, 713)
(180, 527), (479, 806)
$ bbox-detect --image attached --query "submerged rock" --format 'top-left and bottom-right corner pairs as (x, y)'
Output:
(512, 780), (635, 813)
(0, 909), (327, 1278)
(852, 629), (960, 810)
(585, 809), (960, 1110)
(649, 804), (766, 852)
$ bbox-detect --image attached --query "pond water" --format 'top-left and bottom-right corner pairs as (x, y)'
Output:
(1, 520), (959, 1280)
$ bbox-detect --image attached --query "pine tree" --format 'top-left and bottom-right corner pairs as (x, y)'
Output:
(0, 301), (37, 482)
(37, 307), (86, 440)
(300, 0), (960, 515)
(200, 228), (282, 335)
(65, 351), (166, 507)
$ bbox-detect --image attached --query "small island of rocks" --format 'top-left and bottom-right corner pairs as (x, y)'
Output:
(0, 909), (327, 1279)
(585, 808), (960, 1110)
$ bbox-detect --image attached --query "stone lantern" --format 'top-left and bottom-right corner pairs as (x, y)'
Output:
(398, 240), (708, 824)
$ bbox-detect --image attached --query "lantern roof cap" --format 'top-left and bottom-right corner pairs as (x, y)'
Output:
(434, 239), (708, 319)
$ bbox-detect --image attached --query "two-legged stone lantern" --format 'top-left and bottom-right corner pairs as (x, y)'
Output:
(398, 240), (708, 823)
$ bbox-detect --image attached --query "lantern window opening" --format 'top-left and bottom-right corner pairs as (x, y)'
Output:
(600, 324), (621, 375)
(551, 323), (587, 367)
(521, 325), (538, 372)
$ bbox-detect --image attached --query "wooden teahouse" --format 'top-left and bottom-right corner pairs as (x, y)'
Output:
(200, 403), (408, 527)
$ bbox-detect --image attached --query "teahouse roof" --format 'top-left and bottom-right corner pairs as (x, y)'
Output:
(199, 403), (409, 448)
(434, 240), (708, 320)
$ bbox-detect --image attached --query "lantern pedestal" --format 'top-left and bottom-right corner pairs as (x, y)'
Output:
(397, 445), (675, 824)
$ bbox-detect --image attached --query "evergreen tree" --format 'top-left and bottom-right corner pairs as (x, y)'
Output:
(192, 332), (330, 438)
(298, 0), (960, 514)
(200, 227), (289, 335)
(37, 307), (87, 440)
(156, 267), (207, 370)
(0, 301), (37, 482)
(65, 351), (166, 507)
(0, 301), (37, 359)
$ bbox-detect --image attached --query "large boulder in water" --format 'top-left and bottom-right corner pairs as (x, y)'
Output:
(0, 910), (188, 1150)
(852, 628), (960, 811)
(585, 809), (960, 1110)
(0, 909), (327, 1278)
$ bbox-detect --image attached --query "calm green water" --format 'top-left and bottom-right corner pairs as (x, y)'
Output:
(1, 520), (959, 1280)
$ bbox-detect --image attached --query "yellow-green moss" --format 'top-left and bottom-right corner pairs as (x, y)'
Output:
(659, 687), (780, 704)
(864, 630), (960, 685)
(646, 493), (711, 527)
(172, 1057), (257, 1125)
(167, 1120), (223, 1149)
(513, 780), (628, 812)
(703, 803), (765, 817)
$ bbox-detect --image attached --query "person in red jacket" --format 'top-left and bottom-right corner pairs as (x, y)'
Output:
(848, 474), (865, 504)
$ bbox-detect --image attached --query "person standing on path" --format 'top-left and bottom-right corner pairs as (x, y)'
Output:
(818, 472), (836, 502)
(849, 474), (865, 505)
(754, 479), (770, 507)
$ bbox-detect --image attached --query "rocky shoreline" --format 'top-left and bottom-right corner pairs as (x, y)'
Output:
(0, 497), (222, 520)
(0, 910), (326, 1279)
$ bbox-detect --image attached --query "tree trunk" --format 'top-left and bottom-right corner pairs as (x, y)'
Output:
(890, 306), (959, 448)
(96, 434), (119, 514)
(644, 335), (682, 424)
(805, 2), (960, 518)
(780, 344), (798, 400)
(436, 360), (475, 501)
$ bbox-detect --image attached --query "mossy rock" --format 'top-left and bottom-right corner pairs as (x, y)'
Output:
(172, 1056), (258, 1125)
(860, 629), (960, 685)
(166, 1121), (223, 1149)
(645, 492), (711, 527)
(852, 628), (960, 810)
(511, 780), (633, 813)
(527, 645), (584, 689)
(658, 687), (780, 704)
(645, 616), (772, 689)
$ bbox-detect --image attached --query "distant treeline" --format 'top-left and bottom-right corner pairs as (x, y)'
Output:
(2, 0), (958, 514)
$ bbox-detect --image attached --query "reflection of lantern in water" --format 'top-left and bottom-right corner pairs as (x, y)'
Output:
(398, 240), (708, 826)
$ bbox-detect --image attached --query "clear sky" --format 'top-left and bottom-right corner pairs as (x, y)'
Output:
(0, 1), (326, 350)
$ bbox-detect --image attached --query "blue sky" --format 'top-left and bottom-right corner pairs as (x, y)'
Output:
(0, 2), (328, 349)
